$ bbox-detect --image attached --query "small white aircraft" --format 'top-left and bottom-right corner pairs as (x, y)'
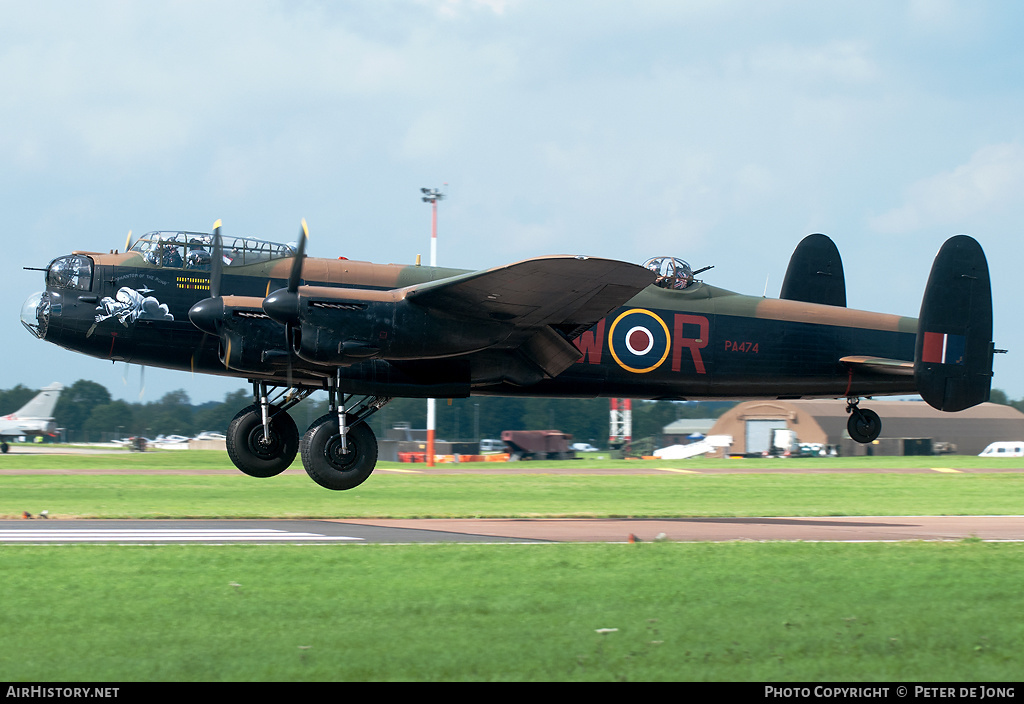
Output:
(0, 382), (63, 452)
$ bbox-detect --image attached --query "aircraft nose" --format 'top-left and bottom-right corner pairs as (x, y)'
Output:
(21, 291), (50, 339)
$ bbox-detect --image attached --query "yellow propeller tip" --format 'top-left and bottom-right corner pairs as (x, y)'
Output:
(301, 218), (308, 236)
(212, 219), (222, 230)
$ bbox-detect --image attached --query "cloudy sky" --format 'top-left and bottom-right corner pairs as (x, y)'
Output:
(5, 0), (1024, 405)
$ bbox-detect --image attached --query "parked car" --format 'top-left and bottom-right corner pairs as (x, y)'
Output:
(797, 443), (826, 457)
(479, 439), (505, 453)
(978, 442), (1024, 457)
(571, 443), (598, 452)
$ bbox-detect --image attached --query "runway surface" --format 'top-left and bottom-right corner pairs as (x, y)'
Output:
(1, 516), (1023, 544)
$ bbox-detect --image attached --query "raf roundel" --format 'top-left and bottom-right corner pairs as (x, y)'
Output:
(608, 308), (671, 373)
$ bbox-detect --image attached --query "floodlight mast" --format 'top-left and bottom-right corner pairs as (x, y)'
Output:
(421, 187), (444, 270)
(421, 186), (446, 466)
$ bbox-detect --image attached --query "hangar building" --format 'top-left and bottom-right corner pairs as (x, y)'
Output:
(707, 400), (1024, 456)
(661, 418), (718, 447)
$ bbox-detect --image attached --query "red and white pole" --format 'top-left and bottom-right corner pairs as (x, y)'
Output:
(421, 187), (445, 467)
(426, 198), (437, 467)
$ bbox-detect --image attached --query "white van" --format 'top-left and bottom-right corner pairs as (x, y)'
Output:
(978, 442), (1024, 457)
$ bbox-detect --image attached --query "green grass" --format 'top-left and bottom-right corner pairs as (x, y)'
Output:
(2, 542), (1022, 681)
(4, 452), (1024, 682)
(2, 471), (1024, 519)
(3, 450), (1024, 519)
(4, 447), (1024, 471)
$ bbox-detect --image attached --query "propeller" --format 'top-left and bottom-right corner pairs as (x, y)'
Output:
(263, 220), (308, 387)
(187, 220), (230, 368)
(188, 220), (226, 338)
(124, 230), (133, 253)
(262, 219), (308, 327)
(188, 219), (308, 376)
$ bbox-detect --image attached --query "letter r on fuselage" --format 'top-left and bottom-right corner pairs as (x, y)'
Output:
(672, 313), (708, 374)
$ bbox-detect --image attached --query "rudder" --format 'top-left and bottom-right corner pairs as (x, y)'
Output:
(14, 382), (63, 419)
(915, 236), (993, 411)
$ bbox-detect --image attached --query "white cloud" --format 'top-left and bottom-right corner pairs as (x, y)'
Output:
(869, 142), (1024, 234)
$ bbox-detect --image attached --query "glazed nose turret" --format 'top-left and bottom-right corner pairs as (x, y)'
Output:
(21, 291), (50, 339)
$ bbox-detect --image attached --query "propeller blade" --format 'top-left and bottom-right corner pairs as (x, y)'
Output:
(210, 219), (224, 299)
(124, 230), (132, 253)
(287, 219), (308, 294)
(264, 219), (307, 325)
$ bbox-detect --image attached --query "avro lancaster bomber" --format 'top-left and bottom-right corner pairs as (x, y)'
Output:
(22, 221), (995, 490)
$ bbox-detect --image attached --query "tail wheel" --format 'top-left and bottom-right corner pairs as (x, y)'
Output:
(300, 413), (378, 491)
(225, 404), (299, 477)
(847, 408), (881, 444)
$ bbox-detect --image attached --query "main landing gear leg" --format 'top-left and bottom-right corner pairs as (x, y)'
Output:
(846, 397), (881, 444)
(225, 382), (307, 478)
(300, 375), (391, 490)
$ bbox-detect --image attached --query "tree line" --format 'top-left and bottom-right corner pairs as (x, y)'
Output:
(19, 380), (1024, 447)
(0, 380), (738, 447)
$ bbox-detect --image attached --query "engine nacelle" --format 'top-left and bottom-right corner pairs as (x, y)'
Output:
(189, 295), (292, 373)
(288, 287), (511, 366)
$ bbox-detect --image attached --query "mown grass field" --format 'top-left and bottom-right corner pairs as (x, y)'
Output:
(3, 472), (1024, 519)
(2, 450), (1023, 682)
(3, 542), (1023, 682)
(2, 449), (1023, 519)
(2, 448), (1024, 519)
(3, 448), (1023, 472)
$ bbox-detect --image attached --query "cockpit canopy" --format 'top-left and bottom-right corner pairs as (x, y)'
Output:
(129, 231), (296, 270)
(643, 256), (695, 290)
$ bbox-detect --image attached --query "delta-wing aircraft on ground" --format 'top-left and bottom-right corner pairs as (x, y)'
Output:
(0, 382), (63, 453)
(21, 221), (995, 490)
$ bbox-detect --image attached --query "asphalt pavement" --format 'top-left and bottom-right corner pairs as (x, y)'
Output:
(2, 516), (1022, 544)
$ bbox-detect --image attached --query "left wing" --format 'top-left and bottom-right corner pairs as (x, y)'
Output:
(406, 255), (655, 329)
(405, 255), (656, 377)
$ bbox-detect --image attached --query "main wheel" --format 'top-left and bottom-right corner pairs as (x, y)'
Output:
(225, 404), (299, 478)
(300, 413), (378, 491)
(847, 407), (882, 444)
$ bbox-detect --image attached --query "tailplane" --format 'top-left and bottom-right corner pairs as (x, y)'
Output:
(914, 236), (993, 412)
(12, 382), (63, 419)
